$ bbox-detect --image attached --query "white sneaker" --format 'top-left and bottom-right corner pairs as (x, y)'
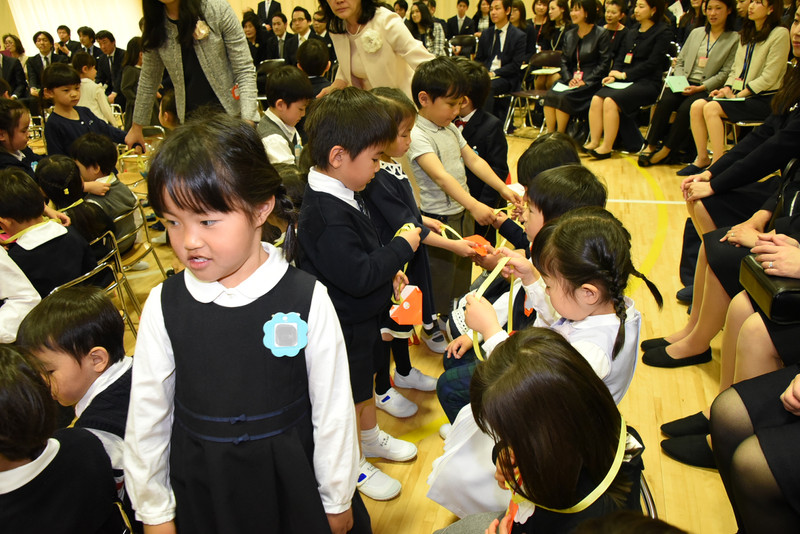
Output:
(376, 387), (418, 418)
(394, 368), (437, 392)
(439, 423), (452, 440)
(362, 429), (417, 461)
(357, 459), (401, 501)
(419, 327), (448, 353)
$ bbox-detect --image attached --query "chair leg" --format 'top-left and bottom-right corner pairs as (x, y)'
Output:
(149, 248), (168, 280)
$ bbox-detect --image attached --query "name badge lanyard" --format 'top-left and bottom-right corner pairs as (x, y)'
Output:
(624, 39), (638, 64)
(699, 33), (718, 68)
(552, 27), (564, 50)
(535, 24), (543, 52)
(574, 41), (584, 81)
(737, 42), (756, 89)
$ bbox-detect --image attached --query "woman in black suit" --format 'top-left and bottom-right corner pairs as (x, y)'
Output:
(543, 0), (612, 132)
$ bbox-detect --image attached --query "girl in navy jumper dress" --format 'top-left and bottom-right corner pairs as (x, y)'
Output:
(123, 112), (369, 534)
(363, 87), (477, 418)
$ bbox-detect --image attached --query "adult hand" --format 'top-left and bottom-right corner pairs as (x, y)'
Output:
(125, 124), (146, 152)
(464, 293), (502, 339)
(721, 223), (769, 248)
(781, 373), (800, 416)
(601, 76), (615, 85)
(422, 215), (443, 234)
(491, 210), (508, 229)
(752, 236), (800, 277)
(680, 170), (712, 197)
(327, 508), (354, 534)
(500, 186), (523, 210)
(755, 233), (800, 249)
(682, 85), (705, 95)
(684, 181), (714, 202)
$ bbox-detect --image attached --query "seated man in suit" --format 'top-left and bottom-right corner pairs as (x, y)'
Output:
(95, 31), (126, 109)
(474, 0), (526, 121)
(55, 26), (81, 58)
(0, 55), (27, 99)
(291, 7), (324, 47)
(312, 10), (338, 64)
(77, 27), (103, 60)
(272, 13), (298, 66)
(447, 0), (477, 39)
(258, 0), (282, 31)
(27, 32), (68, 97)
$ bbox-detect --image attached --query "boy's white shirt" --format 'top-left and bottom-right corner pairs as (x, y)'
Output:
(261, 108), (298, 166)
(0, 247), (40, 343)
(124, 242), (359, 524)
(307, 167), (359, 211)
(78, 77), (117, 125)
(14, 219), (66, 250)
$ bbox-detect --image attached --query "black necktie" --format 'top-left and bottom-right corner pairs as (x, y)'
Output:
(44, 55), (50, 67)
(108, 55), (114, 72)
(491, 28), (502, 59)
(354, 192), (370, 217)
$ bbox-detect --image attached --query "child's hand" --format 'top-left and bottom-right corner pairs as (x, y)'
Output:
(84, 180), (110, 196)
(446, 334), (472, 359)
(422, 216), (443, 234)
(474, 249), (502, 271)
(327, 508), (354, 534)
(398, 226), (422, 251)
(491, 210), (508, 229)
(781, 373), (800, 416)
(470, 201), (496, 226)
(500, 186), (523, 209)
(497, 248), (537, 285)
(465, 294), (502, 339)
(485, 514), (513, 534)
(453, 239), (480, 258)
(393, 271), (409, 301)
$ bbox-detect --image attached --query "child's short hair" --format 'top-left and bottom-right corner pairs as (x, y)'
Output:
(42, 63), (80, 91)
(71, 51), (96, 73)
(33, 31), (54, 46)
(527, 164), (607, 221)
(148, 110), (300, 259)
(0, 345), (56, 461)
(296, 39), (330, 77)
(410, 56), (469, 108)
(35, 155), (84, 208)
(0, 99), (27, 140)
(265, 65), (315, 108)
(160, 88), (178, 121)
(17, 287), (126, 365)
(70, 133), (118, 176)
(0, 168), (45, 221)
(370, 87), (417, 127)
(454, 58), (491, 108)
(305, 87), (396, 170)
(517, 132), (581, 189)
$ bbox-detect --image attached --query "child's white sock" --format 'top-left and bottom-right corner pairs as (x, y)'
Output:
(360, 424), (380, 445)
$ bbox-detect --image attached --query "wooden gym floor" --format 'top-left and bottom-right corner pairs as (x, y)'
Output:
(105, 128), (734, 533)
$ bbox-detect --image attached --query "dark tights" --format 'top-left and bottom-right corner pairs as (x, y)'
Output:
(710, 388), (800, 532)
(374, 337), (413, 395)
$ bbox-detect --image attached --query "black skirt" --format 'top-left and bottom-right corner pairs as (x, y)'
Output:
(543, 82), (603, 116)
(747, 293), (800, 366)
(717, 93), (774, 123)
(702, 176), (780, 229)
(704, 227), (751, 299)
(594, 80), (661, 115)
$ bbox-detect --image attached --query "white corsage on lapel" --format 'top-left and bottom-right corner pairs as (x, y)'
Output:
(361, 29), (382, 53)
(193, 20), (211, 41)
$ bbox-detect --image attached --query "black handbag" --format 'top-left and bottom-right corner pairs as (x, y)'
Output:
(739, 159), (800, 324)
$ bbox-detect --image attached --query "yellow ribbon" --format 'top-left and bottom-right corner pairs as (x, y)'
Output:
(0, 218), (52, 245)
(506, 415), (628, 514)
(391, 223), (419, 305)
(57, 198), (84, 212)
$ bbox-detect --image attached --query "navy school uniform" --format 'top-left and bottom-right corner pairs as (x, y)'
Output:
(44, 106), (126, 156)
(0, 146), (43, 180)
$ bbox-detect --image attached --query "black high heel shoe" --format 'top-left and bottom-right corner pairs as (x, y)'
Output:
(589, 149), (612, 160)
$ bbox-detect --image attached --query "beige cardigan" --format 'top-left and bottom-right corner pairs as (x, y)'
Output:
(330, 7), (434, 98)
(725, 26), (790, 94)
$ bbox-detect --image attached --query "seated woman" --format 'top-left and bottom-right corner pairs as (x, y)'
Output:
(242, 10), (275, 66)
(678, 0), (707, 44)
(408, 1), (448, 56)
(543, 0), (612, 133)
(433, 328), (644, 534)
(639, 0), (738, 167)
(584, 0), (672, 159)
(511, 0), (534, 53)
(603, 0), (630, 59)
(711, 363), (800, 532)
(640, 16), (800, 369)
(527, 0), (551, 53)
(681, 0), (789, 174)
(474, 0), (493, 36)
(533, 0), (572, 89)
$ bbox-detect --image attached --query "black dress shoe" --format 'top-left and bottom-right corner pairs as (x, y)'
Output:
(638, 152), (654, 167)
(676, 163), (709, 176)
(642, 346), (712, 368)
(661, 435), (717, 469)
(661, 412), (710, 438)
(589, 149), (612, 160)
(640, 337), (670, 351)
(676, 285), (693, 303)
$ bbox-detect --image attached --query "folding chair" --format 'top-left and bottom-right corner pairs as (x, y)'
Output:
(114, 201), (168, 279)
(449, 35), (478, 57)
(502, 51), (561, 134)
(640, 473), (658, 519)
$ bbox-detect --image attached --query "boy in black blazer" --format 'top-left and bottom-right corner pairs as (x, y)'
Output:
(454, 59), (508, 238)
(474, 0), (527, 119)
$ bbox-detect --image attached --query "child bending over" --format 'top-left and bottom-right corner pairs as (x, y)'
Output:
(257, 65), (314, 168)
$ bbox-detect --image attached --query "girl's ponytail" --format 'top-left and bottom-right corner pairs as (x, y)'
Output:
(271, 184), (299, 263)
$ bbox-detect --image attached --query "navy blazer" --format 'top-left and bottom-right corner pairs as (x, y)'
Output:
(446, 16), (476, 38)
(461, 109), (509, 207)
(475, 24), (527, 88)
(1, 55), (27, 98)
(27, 53), (68, 90)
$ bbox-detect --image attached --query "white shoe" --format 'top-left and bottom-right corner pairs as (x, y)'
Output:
(151, 233), (167, 245)
(376, 387), (418, 418)
(357, 459), (401, 501)
(362, 430), (417, 461)
(394, 368), (437, 392)
(439, 423), (452, 440)
(129, 261), (150, 271)
(419, 327), (448, 353)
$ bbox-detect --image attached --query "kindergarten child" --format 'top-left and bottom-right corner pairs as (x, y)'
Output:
(363, 87), (477, 418)
(42, 63), (127, 156)
(427, 207), (662, 517)
(257, 65), (314, 167)
(0, 169), (95, 297)
(0, 99), (43, 180)
(407, 57), (521, 323)
(124, 112), (369, 533)
(298, 87), (422, 502)
(434, 328), (645, 534)
(0, 345), (129, 533)
(72, 51), (117, 125)
(17, 286), (138, 528)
